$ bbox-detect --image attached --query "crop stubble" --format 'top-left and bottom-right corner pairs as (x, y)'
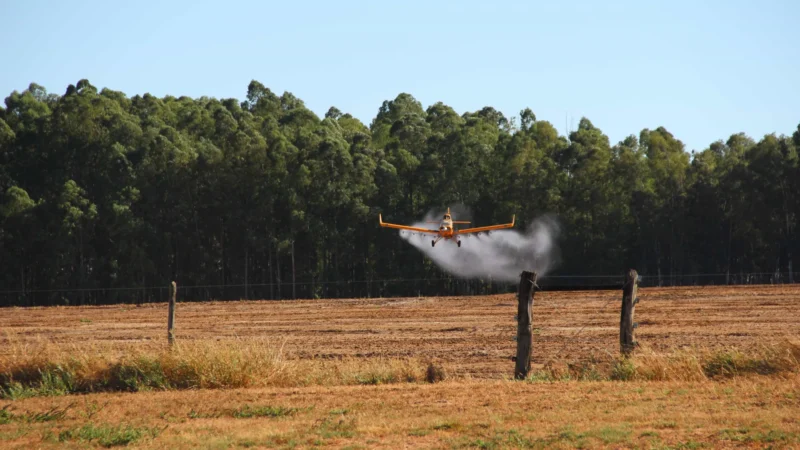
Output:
(2, 285), (798, 378)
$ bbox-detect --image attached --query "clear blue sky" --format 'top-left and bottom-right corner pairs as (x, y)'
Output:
(1, 0), (797, 153)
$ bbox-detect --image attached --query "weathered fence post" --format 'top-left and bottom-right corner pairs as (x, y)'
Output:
(620, 269), (639, 355)
(515, 271), (538, 380)
(168, 281), (177, 347)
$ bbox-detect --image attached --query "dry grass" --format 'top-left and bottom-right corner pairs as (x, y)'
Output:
(1, 375), (798, 449)
(4, 285), (800, 380)
(0, 337), (438, 398)
(539, 338), (800, 383)
(628, 339), (800, 381)
(2, 334), (798, 400)
(1, 286), (800, 448)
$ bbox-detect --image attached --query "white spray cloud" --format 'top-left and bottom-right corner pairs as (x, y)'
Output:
(397, 206), (562, 282)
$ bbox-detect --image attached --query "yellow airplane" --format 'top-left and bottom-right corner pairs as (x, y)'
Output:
(379, 207), (515, 247)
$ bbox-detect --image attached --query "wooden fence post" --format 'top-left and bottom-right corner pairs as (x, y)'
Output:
(620, 269), (639, 355)
(168, 281), (177, 346)
(515, 271), (538, 380)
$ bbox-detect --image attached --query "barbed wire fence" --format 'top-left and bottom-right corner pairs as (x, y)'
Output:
(1, 271), (798, 307)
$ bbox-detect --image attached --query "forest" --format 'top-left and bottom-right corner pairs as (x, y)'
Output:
(1, 79), (798, 306)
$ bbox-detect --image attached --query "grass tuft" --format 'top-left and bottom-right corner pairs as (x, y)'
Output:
(314, 416), (358, 440)
(0, 338), (433, 398)
(1, 337), (797, 398)
(610, 358), (636, 381)
(718, 428), (799, 444)
(531, 339), (800, 383)
(56, 423), (162, 447)
(232, 405), (299, 419)
(426, 362), (447, 383)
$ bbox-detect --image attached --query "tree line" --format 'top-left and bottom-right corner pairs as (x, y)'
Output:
(1, 80), (797, 306)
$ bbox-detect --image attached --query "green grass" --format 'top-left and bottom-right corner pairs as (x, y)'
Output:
(232, 405), (299, 419)
(610, 358), (637, 381)
(56, 423), (162, 447)
(453, 429), (536, 449)
(0, 364), (77, 399)
(188, 404), (304, 420)
(664, 441), (709, 449)
(718, 427), (799, 444)
(0, 404), (70, 424)
(448, 424), (636, 449)
(314, 416), (358, 440)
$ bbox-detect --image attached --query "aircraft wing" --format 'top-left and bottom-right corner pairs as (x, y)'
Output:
(457, 215), (515, 235)
(379, 214), (440, 234)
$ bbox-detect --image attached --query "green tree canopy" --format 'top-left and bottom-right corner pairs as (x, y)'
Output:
(1, 79), (797, 306)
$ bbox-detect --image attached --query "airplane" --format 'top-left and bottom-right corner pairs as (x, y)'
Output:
(379, 207), (515, 247)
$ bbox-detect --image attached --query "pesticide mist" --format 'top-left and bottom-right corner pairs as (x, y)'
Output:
(398, 206), (562, 282)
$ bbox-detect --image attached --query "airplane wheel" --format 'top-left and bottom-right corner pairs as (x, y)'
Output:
(431, 240), (435, 247)
(457, 241), (461, 247)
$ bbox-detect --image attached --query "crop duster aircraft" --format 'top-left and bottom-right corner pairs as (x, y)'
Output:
(379, 208), (515, 247)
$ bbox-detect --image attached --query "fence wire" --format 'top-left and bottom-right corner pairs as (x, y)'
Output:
(1, 272), (797, 307)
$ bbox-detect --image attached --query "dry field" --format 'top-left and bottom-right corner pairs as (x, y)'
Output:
(3, 285), (799, 376)
(1, 285), (799, 448)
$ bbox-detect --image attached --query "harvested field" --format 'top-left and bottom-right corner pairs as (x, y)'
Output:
(1, 285), (799, 449)
(2, 285), (799, 378)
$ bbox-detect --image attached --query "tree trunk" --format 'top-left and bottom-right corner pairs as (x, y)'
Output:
(220, 217), (226, 288)
(173, 236), (179, 284)
(726, 219), (733, 284)
(291, 239), (296, 300)
(620, 269), (639, 355)
(669, 212), (675, 286)
(79, 230), (85, 306)
(276, 247), (282, 300)
(168, 281), (177, 347)
(775, 254), (781, 284)
(786, 210), (794, 283)
(244, 247), (249, 300)
(514, 271), (537, 380)
(334, 247), (340, 298)
(365, 252), (371, 298)
(655, 241), (662, 287)
(268, 239), (274, 300)
(139, 269), (145, 306)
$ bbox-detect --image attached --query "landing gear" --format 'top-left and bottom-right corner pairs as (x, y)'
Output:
(457, 240), (461, 247)
(431, 240), (435, 247)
